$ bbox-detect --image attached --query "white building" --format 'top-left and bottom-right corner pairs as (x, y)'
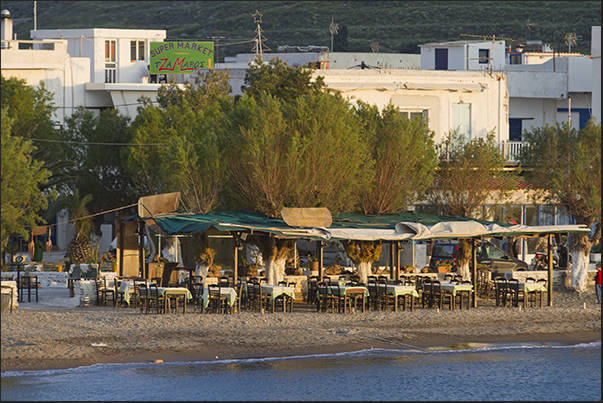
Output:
(418, 34), (600, 138)
(310, 68), (509, 145)
(1, 10), (171, 124)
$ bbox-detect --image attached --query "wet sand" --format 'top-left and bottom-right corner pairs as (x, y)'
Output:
(1, 288), (600, 372)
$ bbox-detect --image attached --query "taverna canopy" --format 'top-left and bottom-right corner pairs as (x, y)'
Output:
(141, 210), (591, 242)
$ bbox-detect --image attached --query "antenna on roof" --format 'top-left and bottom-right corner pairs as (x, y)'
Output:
(329, 16), (339, 52)
(564, 33), (580, 52)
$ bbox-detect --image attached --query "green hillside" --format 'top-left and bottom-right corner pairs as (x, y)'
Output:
(2, 1), (600, 61)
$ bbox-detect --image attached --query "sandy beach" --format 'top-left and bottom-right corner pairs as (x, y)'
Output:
(1, 288), (600, 373)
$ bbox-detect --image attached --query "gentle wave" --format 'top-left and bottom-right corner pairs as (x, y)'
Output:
(2, 340), (599, 378)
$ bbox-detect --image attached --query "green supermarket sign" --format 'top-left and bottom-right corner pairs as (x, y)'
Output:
(149, 42), (214, 74)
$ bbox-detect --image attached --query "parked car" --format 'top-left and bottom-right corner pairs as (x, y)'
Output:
(429, 240), (529, 276)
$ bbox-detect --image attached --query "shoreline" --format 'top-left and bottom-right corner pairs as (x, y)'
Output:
(2, 331), (600, 374)
(2, 288), (601, 374)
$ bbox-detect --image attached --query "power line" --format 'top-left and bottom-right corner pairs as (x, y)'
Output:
(24, 138), (204, 147)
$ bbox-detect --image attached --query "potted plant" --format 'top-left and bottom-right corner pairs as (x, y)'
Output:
(101, 251), (117, 272)
(433, 259), (452, 273)
(308, 255), (320, 273)
(68, 280), (75, 298)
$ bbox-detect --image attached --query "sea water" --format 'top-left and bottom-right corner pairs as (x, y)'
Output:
(1, 342), (600, 401)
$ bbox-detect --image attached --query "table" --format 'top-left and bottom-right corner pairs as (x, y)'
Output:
(517, 281), (547, 308)
(162, 287), (192, 314)
(202, 286), (238, 310)
(387, 285), (419, 311)
(424, 282), (474, 310)
(260, 284), (296, 313)
(317, 285), (369, 313)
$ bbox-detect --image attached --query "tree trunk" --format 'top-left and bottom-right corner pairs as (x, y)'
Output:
(569, 244), (590, 292)
(569, 233), (595, 293)
(455, 238), (472, 281)
(356, 261), (372, 284)
(249, 236), (295, 285)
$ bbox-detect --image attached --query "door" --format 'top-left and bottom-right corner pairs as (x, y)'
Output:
(451, 102), (471, 139)
(435, 48), (448, 70)
(509, 118), (523, 141)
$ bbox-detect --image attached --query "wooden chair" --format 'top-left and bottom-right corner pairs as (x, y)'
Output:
(95, 277), (110, 306)
(137, 282), (149, 314)
(148, 283), (166, 314)
(307, 276), (319, 306)
(113, 279), (127, 308)
(366, 279), (380, 311)
(245, 281), (258, 311)
(218, 276), (231, 288)
(377, 278), (394, 311)
(316, 281), (332, 313)
(432, 280), (453, 310)
(494, 277), (509, 307)
(190, 283), (204, 314)
(421, 278), (433, 308)
(508, 278), (525, 307)
(330, 283), (346, 313)
(208, 284), (227, 314)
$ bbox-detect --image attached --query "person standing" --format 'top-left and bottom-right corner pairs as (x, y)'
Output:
(595, 262), (601, 304)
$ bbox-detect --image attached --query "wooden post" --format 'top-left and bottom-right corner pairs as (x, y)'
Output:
(396, 242), (401, 280)
(548, 234), (554, 306)
(472, 238), (478, 308)
(390, 241), (396, 280)
(233, 232), (238, 285)
(317, 241), (324, 282)
(139, 220), (146, 279)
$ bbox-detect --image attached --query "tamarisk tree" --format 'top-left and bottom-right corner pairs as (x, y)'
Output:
(519, 121), (601, 293)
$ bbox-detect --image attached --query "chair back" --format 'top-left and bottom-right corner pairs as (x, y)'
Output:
(192, 283), (203, 301)
(218, 276), (230, 288)
(208, 283), (221, 298)
(525, 277), (536, 283)
(367, 280), (378, 297)
(151, 277), (162, 287)
(350, 274), (361, 284)
(259, 277), (267, 284)
(149, 283), (160, 298)
(277, 281), (288, 287)
(138, 282), (148, 298)
(508, 278), (519, 292)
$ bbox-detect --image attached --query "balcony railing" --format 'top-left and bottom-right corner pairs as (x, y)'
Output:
(438, 141), (528, 164)
(499, 141), (527, 163)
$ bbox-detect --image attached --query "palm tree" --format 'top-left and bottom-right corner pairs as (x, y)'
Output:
(45, 188), (95, 263)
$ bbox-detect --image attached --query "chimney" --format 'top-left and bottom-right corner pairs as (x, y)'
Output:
(1, 9), (13, 49)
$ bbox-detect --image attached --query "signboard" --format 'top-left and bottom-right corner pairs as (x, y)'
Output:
(138, 192), (181, 217)
(150, 42), (214, 74)
(281, 207), (332, 228)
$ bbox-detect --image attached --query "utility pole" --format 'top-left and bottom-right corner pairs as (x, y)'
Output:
(329, 16), (338, 52)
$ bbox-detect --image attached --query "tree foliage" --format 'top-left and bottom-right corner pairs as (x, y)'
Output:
(519, 121), (601, 292)
(127, 70), (232, 214)
(222, 88), (370, 218)
(428, 130), (519, 279)
(61, 107), (136, 215)
(1, 107), (53, 250)
(242, 57), (325, 103)
(354, 101), (437, 215)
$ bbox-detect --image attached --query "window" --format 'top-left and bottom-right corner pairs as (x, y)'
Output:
(131, 40), (145, 62)
(105, 40), (117, 83)
(478, 49), (489, 64)
(399, 109), (429, 123)
(509, 53), (522, 65)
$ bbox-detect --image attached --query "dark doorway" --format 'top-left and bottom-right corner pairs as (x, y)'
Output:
(435, 48), (448, 70)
